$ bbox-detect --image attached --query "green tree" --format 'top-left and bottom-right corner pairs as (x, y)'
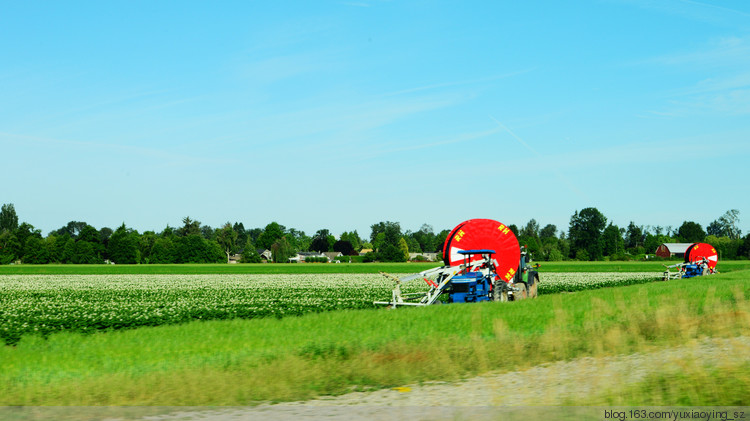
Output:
(435, 229), (450, 254)
(704, 235), (739, 260)
(23, 236), (49, 264)
(108, 224), (139, 264)
(233, 222), (248, 248)
(404, 233), (421, 254)
(340, 231), (362, 252)
(0, 230), (20, 264)
(271, 236), (293, 263)
(708, 209), (741, 240)
(15, 223), (41, 254)
(333, 240), (356, 256)
(216, 222), (238, 263)
(539, 224), (557, 239)
(44, 235), (65, 263)
(568, 207), (607, 261)
(677, 221), (706, 243)
(624, 222), (644, 250)
(0, 203), (19, 233)
(62, 237), (76, 263)
(175, 234), (223, 263)
(310, 229), (333, 252)
(241, 240), (262, 263)
(257, 222), (285, 250)
(177, 217), (202, 237)
(53, 221), (89, 239)
(150, 236), (176, 263)
(601, 222), (624, 257)
(398, 237), (409, 261)
(412, 224), (437, 253)
(73, 241), (100, 264)
(138, 231), (157, 264)
(374, 222), (406, 262)
(200, 225), (215, 240)
(738, 233), (750, 259)
(520, 219), (540, 238)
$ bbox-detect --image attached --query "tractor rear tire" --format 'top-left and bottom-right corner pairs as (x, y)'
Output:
(528, 275), (539, 298)
(514, 282), (528, 300)
(493, 280), (508, 302)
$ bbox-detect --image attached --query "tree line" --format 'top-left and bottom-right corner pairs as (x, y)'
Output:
(0, 203), (747, 265)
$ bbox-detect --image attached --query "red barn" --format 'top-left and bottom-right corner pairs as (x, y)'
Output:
(655, 243), (693, 258)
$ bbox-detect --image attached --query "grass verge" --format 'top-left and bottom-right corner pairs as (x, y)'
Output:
(1, 270), (748, 405)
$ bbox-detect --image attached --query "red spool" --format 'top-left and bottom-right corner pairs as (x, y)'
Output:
(442, 218), (521, 283)
(684, 242), (718, 270)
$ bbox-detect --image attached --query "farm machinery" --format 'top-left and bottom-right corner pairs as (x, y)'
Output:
(374, 219), (540, 307)
(662, 242), (718, 280)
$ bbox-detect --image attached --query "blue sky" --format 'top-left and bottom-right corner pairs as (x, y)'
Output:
(2, 0), (749, 238)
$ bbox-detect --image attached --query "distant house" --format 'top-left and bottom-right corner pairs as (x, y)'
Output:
(257, 249), (273, 261)
(409, 252), (438, 262)
(359, 248), (374, 256)
(655, 243), (693, 258)
(323, 251), (343, 262)
(288, 251), (326, 263)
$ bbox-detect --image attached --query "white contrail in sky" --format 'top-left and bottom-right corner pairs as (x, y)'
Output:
(489, 116), (590, 201)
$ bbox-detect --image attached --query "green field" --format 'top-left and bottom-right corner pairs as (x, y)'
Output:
(0, 268), (748, 406)
(1, 259), (748, 274)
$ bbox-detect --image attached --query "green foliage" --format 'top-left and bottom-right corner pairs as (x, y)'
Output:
(339, 231), (362, 252)
(309, 229), (332, 252)
(257, 222), (284, 250)
(216, 222), (238, 262)
(398, 237), (409, 261)
(677, 220), (706, 243)
(271, 236), (293, 263)
(707, 209), (741, 240)
(0, 230), (21, 264)
(332, 240), (355, 256)
(568, 207), (607, 260)
(177, 217), (201, 237)
(625, 221), (643, 250)
(22, 237), (48, 264)
(175, 234), (224, 264)
(107, 224), (139, 264)
(601, 222), (624, 257)
(0, 203), (18, 233)
(373, 222), (406, 262)
(150, 237), (176, 263)
(547, 247), (564, 261)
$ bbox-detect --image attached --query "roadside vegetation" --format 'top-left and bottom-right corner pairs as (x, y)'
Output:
(1, 270), (747, 406)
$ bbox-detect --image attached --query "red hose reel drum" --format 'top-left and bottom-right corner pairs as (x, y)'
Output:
(442, 218), (521, 283)
(684, 242), (718, 270)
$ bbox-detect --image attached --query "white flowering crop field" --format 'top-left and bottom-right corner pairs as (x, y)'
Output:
(0, 272), (659, 345)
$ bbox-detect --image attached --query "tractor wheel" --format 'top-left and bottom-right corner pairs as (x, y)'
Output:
(528, 275), (539, 298)
(493, 280), (508, 302)
(514, 282), (528, 300)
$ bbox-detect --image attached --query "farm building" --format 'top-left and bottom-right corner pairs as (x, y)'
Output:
(655, 243), (693, 258)
(409, 252), (439, 261)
